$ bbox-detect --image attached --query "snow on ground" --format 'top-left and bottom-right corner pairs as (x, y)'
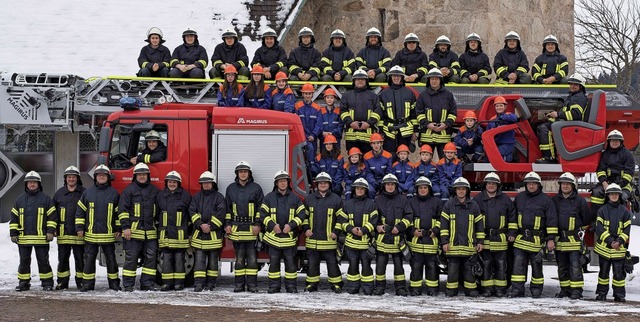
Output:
(1, 222), (640, 318)
(0, 0), (263, 78)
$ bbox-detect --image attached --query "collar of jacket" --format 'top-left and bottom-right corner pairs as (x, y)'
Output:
(481, 189), (503, 200)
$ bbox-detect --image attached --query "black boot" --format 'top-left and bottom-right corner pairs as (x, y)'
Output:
(80, 284), (95, 292)
(304, 284), (318, 292)
(234, 275), (246, 293)
(108, 280), (121, 291)
(614, 296), (626, 302)
(285, 285), (298, 293)
(15, 282), (30, 292)
(409, 288), (421, 296)
(595, 293), (607, 301)
(267, 286), (280, 294)
(205, 278), (217, 291)
(42, 285), (54, 291)
(555, 289), (571, 298)
(75, 278), (83, 289)
(395, 287), (408, 296)
(331, 284), (343, 294)
(123, 286), (134, 292)
(55, 282), (69, 290)
(372, 287), (385, 296)
(193, 284), (204, 292)
(161, 283), (174, 292)
(247, 285), (258, 293)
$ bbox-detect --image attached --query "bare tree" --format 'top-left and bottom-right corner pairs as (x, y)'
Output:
(575, 0), (640, 98)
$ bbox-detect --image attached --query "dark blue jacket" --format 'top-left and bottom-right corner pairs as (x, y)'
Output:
(270, 87), (295, 113)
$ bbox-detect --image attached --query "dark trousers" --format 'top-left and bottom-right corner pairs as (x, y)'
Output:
(375, 252), (405, 290)
(345, 140), (372, 155)
(409, 253), (438, 292)
(556, 250), (584, 296)
(161, 248), (186, 287)
(137, 67), (169, 78)
(233, 241), (258, 288)
(122, 238), (158, 288)
(169, 68), (205, 79)
(83, 242), (120, 288)
(268, 247), (297, 290)
(306, 249), (342, 287)
(597, 255), (626, 298)
(480, 250), (508, 294)
(511, 248), (544, 296)
(194, 249), (220, 287)
(537, 122), (554, 159)
(345, 247), (373, 293)
(57, 244), (84, 287)
(446, 256), (476, 295)
(18, 245), (53, 287)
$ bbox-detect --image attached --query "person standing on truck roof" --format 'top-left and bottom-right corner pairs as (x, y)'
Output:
(340, 69), (382, 154)
(459, 33), (491, 84)
(318, 88), (343, 149)
(391, 33), (429, 83)
(472, 172), (516, 298)
(355, 28), (391, 82)
(251, 28), (288, 80)
(509, 171), (558, 298)
(320, 29), (355, 83)
(373, 174), (412, 296)
(119, 163), (160, 292)
(337, 178), (378, 295)
(270, 71), (295, 113)
(224, 162), (264, 293)
(486, 96), (518, 162)
(441, 177), (484, 297)
(258, 170), (306, 294)
(53, 166), (86, 290)
(378, 65), (418, 157)
(494, 31), (532, 84)
(312, 134), (345, 195)
(75, 165), (122, 292)
(453, 111), (485, 164)
(532, 34), (569, 85)
(416, 68), (457, 159)
(244, 65), (272, 109)
(536, 73), (588, 163)
(209, 28), (250, 80)
(130, 130), (167, 165)
(428, 35), (461, 84)
(217, 65), (245, 107)
(363, 133), (393, 197)
(288, 27), (321, 81)
(189, 171), (227, 292)
(594, 183), (631, 302)
(552, 172), (590, 300)
(407, 176), (441, 296)
(137, 27), (171, 78)
(295, 83), (323, 163)
(302, 172), (345, 293)
(590, 130), (635, 218)
(10, 171), (57, 292)
(169, 27), (208, 79)
(156, 171), (192, 292)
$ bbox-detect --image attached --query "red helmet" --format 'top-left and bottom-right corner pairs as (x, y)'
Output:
(443, 142), (457, 152)
(463, 111), (477, 120)
(324, 134), (338, 144)
(251, 65), (264, 74)
(370, 133), (384, 143)
(301, 83), (315, 93)
(323, 88), (337, 97)
(348, 147), (362, 156)
(420, 145), (433, 154)
(396, 144), (410, 154)
(275, 71), (288, 81)
(224, 65), (238, 74)
(493, 96), (507, 105)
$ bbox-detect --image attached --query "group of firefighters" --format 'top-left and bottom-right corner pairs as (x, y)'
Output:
(8, 126), (634, 302)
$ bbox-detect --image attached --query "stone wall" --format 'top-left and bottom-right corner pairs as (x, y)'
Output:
(283, 0), (575, 76)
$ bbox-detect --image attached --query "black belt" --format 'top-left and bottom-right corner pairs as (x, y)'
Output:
(518, 228), (543, 238)
(233, 216), (252, 223)
(559, 229), (580, 239)
(486, 228), (508, 237)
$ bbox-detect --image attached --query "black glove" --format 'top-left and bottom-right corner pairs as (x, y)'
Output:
(10, 236), (18, 244)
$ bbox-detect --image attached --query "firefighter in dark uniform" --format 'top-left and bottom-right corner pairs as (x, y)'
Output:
(591, 130), (635, 217)
(338, 178), (378, 295)
(355, 27), (391, 82)
(76, 164), (121, 292)
(251, 28), (288, 80)
(373, 173), (413, 296)
(552, 172), (590, 299)
(53, 165), (86, 290)
(224, 161), (264, 293)
(302, 172), (344, 292)
(594, 183), (631, 302)
(441, 177), (484, 297)
(320, 29), (355, 82)
(459, 33), (491, 84)
(510, 171), (558, 298)
(532, 34), (569, 84)
(407, 177), (442, 296)
(119, 163), (160, 292)
(536, 73), (588, 163)
(428, 35), (461, 83)
(189, 171), (227, 292)
(137, 27), (171, 77)
(131, 130), (167, 165)
(391, 33), (429, 83)
(259, 170), (306, 294)
(157, 171), (192, 291)
(416, 68), (457, 158)
(209, 28), (250, 79)
(378, 65), (418, 156)
(169, 27), (208, 79)
(340, 69), (382, 154)
(493, 31), (532, 84)
(10, 171), (57, 292)
(288, 27), (322, 81)
(472, 172), (516, 297)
